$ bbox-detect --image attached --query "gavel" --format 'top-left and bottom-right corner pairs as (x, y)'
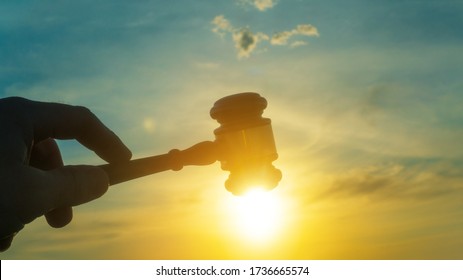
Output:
(99, 92), (282, 195)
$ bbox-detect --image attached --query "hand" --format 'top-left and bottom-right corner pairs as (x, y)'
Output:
(0, 97), (132, 252)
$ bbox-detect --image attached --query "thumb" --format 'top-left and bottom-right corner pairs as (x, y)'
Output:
(18, 165), (109, 224)
(46, 165), (109, 208)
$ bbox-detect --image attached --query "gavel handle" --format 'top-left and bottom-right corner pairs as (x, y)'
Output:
(98, 141), (218, 186)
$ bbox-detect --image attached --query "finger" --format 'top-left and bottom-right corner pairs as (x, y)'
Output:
(29, 138), (64, 170)
(25, 99), (132, 163)
(45, 207), (73, 228)
(29, 139), (74, 228)
(46, 165), (109, 209)
(0, 117), (32, 165)
(16, 165), (109, 224)
(0, 235), (14, 252)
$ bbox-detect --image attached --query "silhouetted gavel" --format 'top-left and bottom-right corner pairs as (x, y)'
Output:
(99, 92), (282, 195)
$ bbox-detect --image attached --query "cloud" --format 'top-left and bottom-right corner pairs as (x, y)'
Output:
(290, 41), (308, 48)
(296, 24), (319, 36)
(310, 159), (463, 203)
(233, 28), (269, 58)
(270, 31), (293, 45)
(211, 15), (233, 36)
(211, 15), (270, 59)
(271, 24), (319, 46)
(252, 0), (277, 11)
(211, 15), (318, 58)
(238, 0), (277, 11)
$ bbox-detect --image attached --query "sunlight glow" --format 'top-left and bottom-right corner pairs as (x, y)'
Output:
(143, 117), (156, 133)
(229, 188), (283, 242)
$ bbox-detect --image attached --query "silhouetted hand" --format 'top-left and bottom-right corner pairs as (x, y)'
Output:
(0, 97), (132, 252)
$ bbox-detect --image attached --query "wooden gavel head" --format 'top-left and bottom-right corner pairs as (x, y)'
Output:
(210, 92), (282, 195)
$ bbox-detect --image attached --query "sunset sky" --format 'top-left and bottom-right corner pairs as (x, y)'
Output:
(1, 0), (463, 259)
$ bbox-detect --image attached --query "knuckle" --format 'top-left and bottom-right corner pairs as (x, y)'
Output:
(0, 97), (30, 122)
(72, 105), (100, 135)
(0, 96), (29, 108)
(73, 105), (96, 123)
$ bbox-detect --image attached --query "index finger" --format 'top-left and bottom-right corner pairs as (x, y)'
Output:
(26, 99), (132, 163)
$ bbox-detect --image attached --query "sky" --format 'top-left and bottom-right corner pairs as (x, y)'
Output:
(1, 0), (463, 259)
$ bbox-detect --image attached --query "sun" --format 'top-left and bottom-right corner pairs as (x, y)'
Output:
(227, 188), (283, 242)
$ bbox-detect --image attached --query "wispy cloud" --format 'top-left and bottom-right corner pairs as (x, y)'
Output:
(211, 15), (233, 36)
(238, 0), (278, 11)
(211, 15), (318, 58)
(290, 40), (308, 48)
(309, 159), (463, 204)
(269, 31), (292, 46)
(271, 24), (319, 45)
(252, 0), (277, 11)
